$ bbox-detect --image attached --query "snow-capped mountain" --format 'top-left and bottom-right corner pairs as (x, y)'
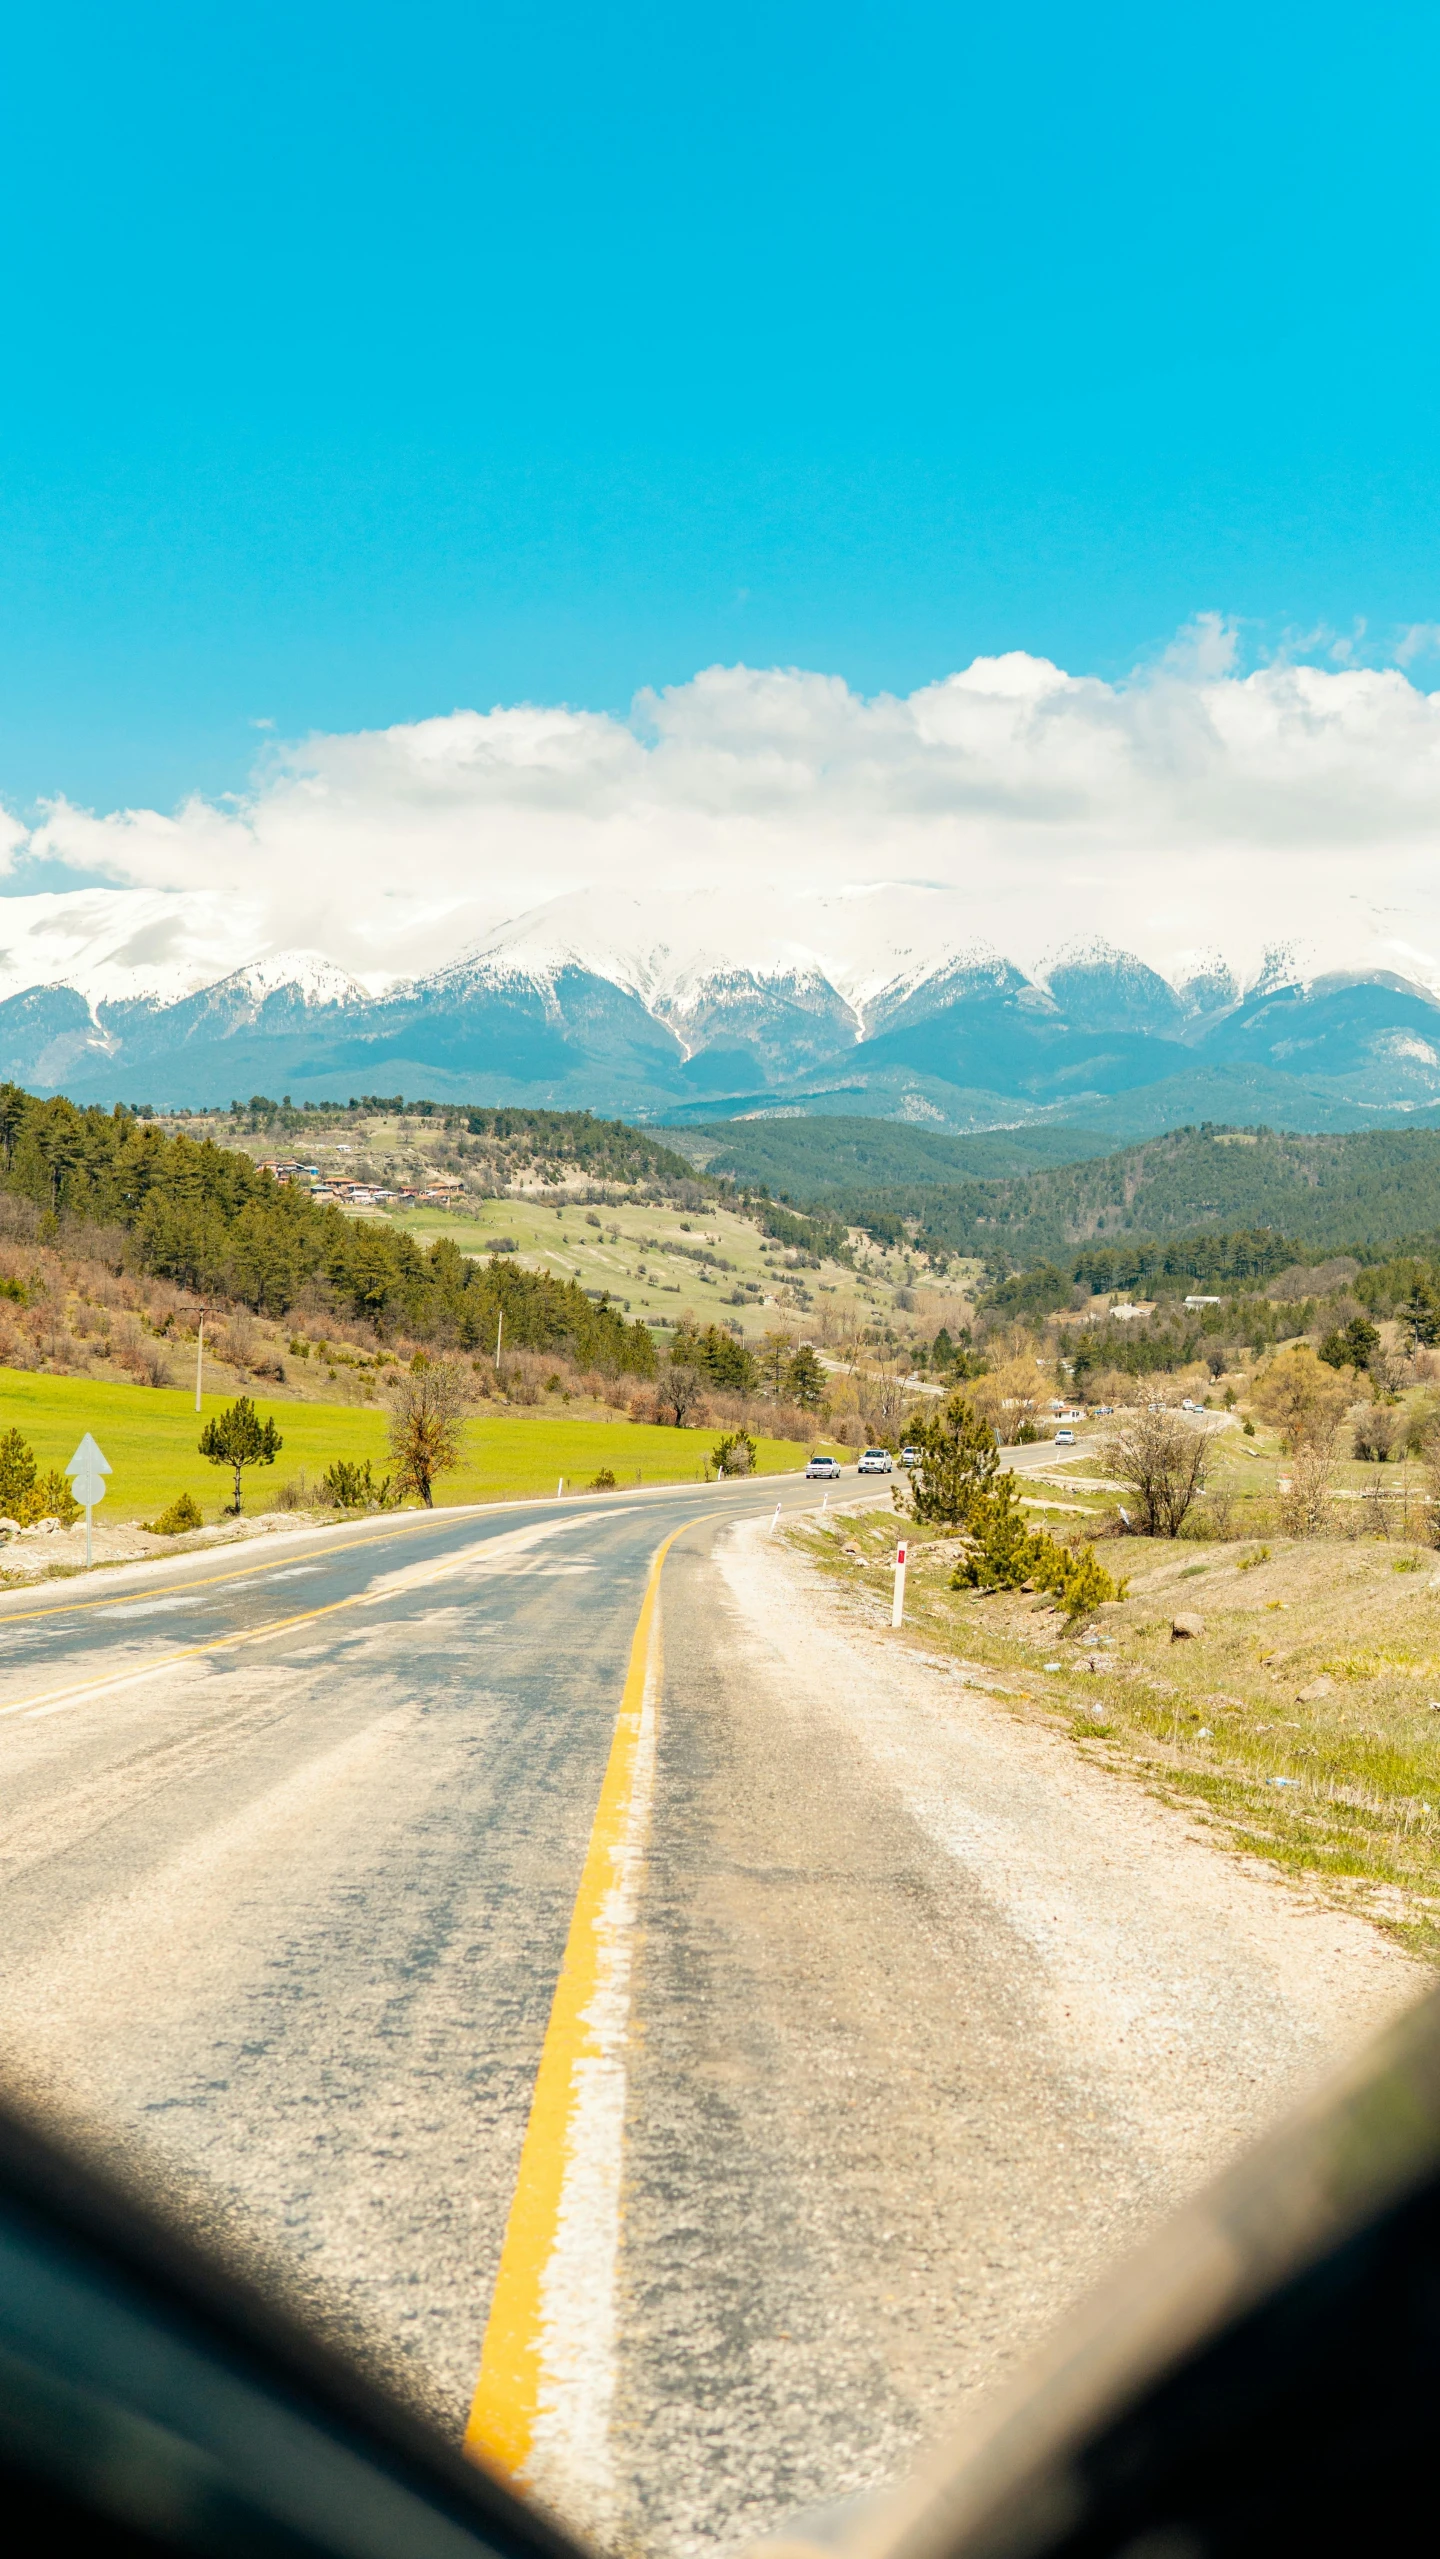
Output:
(1, 908), (1439, 1136)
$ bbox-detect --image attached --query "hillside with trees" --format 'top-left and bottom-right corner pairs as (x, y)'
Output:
(0, 1084), (658, 1374)
(679, 1119), (1440, 1268)
(0, 1086), (893, 1466)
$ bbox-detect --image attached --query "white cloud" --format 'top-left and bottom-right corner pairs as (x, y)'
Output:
(8, 639), (1440, 1003)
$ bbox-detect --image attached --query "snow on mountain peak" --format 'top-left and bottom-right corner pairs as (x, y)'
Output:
(226, 950), (369, 1006)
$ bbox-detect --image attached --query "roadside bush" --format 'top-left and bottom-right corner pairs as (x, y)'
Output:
(31, 1468), (81, 1527)
(319, 1457), (394, 1511)
(0, 1428), (80, 1526)
(712, 1430), (757, 1477)
(588, 1468), (618, 1491)
(147, 1491), (204, 1535)
(951, 1510), (1125, 1621)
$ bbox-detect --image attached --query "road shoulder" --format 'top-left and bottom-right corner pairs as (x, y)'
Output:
(610, 1514), (1423, 2556)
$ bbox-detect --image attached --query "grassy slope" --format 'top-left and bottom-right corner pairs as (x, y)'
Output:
(0, 1369), (832, 1522)
(377, 1193), (905, 1341)
(799, 1493), (1440, 1956)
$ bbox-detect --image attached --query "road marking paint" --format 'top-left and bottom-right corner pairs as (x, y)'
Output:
(0, 1510), (469, 1626)
(465, 1524), (681, 2535)
(102, 1595), (206, 1618)
(0, 1519), (596, 1727)
(0, 1484), (775, 1630)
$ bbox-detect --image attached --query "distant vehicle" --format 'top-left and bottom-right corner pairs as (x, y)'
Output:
(858, 1447), (893, 1474)
(899, 1445), (921, 1467)
(805, 1454), (842, 1479)
(1054, 1427), (1076, 1445)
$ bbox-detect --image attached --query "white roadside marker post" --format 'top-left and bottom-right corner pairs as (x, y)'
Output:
(892, 1537), (909, 1629)
(771, 1500), (781, 1534)
(65, 1433), (113, 1571)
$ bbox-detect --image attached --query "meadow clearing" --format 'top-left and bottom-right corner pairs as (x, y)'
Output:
(0, 1366), (832, 1524)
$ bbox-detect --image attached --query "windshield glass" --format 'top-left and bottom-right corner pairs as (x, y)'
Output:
(2, 14), (1434, 2558)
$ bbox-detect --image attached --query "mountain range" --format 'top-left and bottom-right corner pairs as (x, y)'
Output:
(5, 913), (1440, 1139)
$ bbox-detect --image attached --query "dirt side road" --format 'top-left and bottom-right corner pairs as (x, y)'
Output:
(614, 1515), (1424, 2557)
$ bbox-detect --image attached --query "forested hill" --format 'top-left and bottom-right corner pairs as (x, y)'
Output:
(937, 1127), (1440, 1262)
(0, 1086), (657, 1372)
(688, 1121), (1440, 1265)
(676, 1114), (1098, 1192)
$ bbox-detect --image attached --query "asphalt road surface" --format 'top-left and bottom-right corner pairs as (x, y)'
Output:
(0, 1472), (857, 2547)
(0, 1451), (1415, 2559)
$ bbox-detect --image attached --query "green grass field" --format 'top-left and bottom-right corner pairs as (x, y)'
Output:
(0, 1367), (835, 1522)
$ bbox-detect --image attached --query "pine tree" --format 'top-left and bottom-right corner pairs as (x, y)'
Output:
(785, 1344), (825, 1410)
(199, 1397), (283, 1514)
(901, 1391), (1006, 1529)
(0, 1424), (37, 1522)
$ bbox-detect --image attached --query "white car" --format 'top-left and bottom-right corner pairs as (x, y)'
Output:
(805, 1454), (842, 1479)
(857, 1447), (893, 1474)
(1054, 1427), (1076, 1446)
(899, 1445), (921, 1467)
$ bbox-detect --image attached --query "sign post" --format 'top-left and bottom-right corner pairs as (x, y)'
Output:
(892, 1537), (909, 1629)
(65, 1433), (112, 1570)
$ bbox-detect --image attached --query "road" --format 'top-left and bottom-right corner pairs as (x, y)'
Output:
(0, 1456), (1419, 2559)
(0, 1474), (847, 2540)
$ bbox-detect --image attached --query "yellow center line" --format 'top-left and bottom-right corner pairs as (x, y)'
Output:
(464, 1518), (697, 2486)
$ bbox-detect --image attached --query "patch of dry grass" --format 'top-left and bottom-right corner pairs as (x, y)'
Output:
(787, 1504), (1440, 1960)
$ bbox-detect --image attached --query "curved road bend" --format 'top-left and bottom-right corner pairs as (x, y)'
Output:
(0, 1440), (1356, 2559)
(0, 1476), (851, 2523)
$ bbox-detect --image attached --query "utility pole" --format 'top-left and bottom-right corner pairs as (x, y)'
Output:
(195, 1310), (205, 1414)
(495, 1309), (503, 1372)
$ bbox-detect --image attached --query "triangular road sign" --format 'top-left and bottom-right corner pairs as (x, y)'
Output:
(65, 1434), (112, 1479)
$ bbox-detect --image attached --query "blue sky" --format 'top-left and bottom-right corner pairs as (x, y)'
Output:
(5, 0), (1440, 812)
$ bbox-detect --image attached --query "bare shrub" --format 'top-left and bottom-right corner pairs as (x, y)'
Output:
(1251, 1346), (1353, 1451)
(1361, 1477), (1399, 1539)
(1278, 1444), (1336, 1538)
(1352, 1403), (1399, 1463)
(1103, 1407), (1209, 1537)
(1187, 1482), (1241, 1539)
(1421, 1436), (1440, 1548)
(110, 1316), (148, 1379)
(656, 1365), (708, 1427)
(0, 1196), (39, 1244)
(386, 1357), (470, 1506)
(215, 1307), (258, 1369)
